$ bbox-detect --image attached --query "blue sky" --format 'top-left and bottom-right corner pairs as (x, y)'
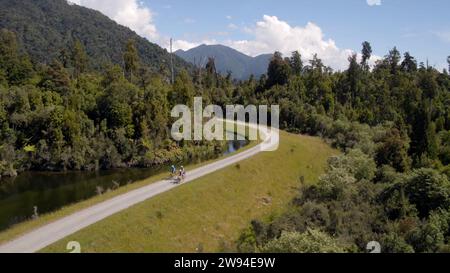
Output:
(71, 0), (450, 70)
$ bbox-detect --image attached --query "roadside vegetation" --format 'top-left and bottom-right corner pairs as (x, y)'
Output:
(239, 118), (450, 253)
(235, 45), (450, 253)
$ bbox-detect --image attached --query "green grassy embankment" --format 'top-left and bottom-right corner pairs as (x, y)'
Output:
(43, 131), (338, 252)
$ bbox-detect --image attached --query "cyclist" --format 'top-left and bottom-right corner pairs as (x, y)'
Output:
(170, 165), (177, 177)
(179, 166), (186, 181)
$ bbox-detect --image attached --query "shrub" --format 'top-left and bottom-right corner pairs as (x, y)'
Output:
(328, 149), (377, 181)
(262, 229), (344, 253)
(380, 232), (414, 253)
(404, 168), (450, 218)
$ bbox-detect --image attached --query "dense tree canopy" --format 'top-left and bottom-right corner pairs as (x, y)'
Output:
(0, 30), (221, 178)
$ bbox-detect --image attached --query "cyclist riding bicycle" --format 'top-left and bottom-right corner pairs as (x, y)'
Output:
(170, 165), (177, 177)
(179, 166), (186, 181)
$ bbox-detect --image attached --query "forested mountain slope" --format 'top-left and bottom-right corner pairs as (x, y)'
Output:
(0, 0), (190, 72)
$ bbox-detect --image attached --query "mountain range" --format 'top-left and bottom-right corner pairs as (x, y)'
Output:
(0, 0), (271, 80)
(175, 44), (272, 80)
(0, 0), (190, 72)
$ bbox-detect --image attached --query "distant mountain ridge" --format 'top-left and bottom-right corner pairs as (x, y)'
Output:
(0, 0), (190, 72)
(175, 44), (272, 80)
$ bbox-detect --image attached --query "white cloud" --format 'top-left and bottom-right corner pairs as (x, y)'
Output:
(226, 15), (232, 20)
(223, 15), (368, 70)
(69, 0), (159, 41)
(228, 23), (238, 30)
(367, 0), (382, 6)
(171, 40), (200, 51)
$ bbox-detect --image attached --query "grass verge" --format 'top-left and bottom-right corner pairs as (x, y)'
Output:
(42, 131), (338, 253)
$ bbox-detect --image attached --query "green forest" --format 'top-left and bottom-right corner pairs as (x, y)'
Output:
(0, 29), (225, 179)
(1, 20), (450, 252)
